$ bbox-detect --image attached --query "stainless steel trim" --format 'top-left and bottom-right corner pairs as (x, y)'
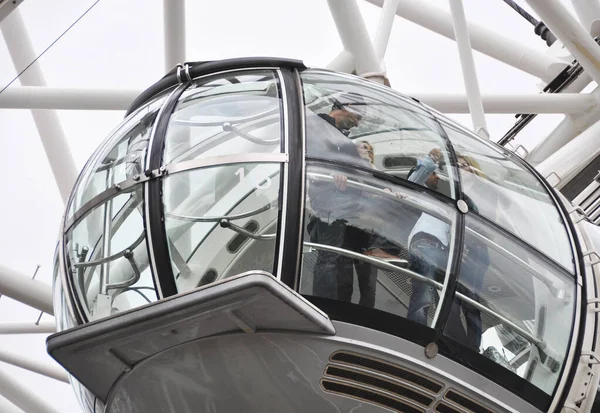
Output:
(166, 153), (288, 176)
(431, 214), (459, 328)
(275, 69), (289, 279)
(220, 220), (277, 240)
(295, 68), (307, 290)
(166, 203), (275, 223)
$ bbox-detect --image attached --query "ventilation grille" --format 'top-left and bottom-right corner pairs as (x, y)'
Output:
(435, 402), (464, 413)
(321, 380), (424, 413)
(444, 389), (495, 413)
(330, 351), (443, 394)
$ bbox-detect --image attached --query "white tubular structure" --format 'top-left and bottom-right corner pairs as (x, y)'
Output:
(525, 0), (600, 85)
(0, 0), (25, 24)
(0, 368), (61, 413)
(448, 0), (488, 138)
(571, 0), (600, 36)
(163, 0), (186, 70)
(536, 118), (600, 189)
(0, 87), (139, 110)
(0, 349), (68, 383)
(374, 0), (400, 59)
(326, 50), (356, 72)
(0, 265), (53, 315)
(0, 322), (55, 334)
(364, 0), (567, 82)
(327, 0), (385, 78)
(414, 93), (596, 114)
(0, 10), (78, 204)
(0, 396), (25, 413)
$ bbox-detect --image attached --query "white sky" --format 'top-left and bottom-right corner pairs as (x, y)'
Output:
(0, 0), (582, 411)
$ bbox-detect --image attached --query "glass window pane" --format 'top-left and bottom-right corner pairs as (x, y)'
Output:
(443, 123), (574, 271)
(164, 70), (283, 165)
(68, 95), (166, 218)
(444, 214), (575, 394)
(301, 70), (457, 199)
(163, 163), (282, 293)
(300, 162), (457, 326)
(65, 186), (157, 320)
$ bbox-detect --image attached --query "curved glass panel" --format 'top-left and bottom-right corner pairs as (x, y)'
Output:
(442, 122), (574, 272)
(163, 163), (282, 293)
(444, 213), (575, 394)
(52, 247), (78, 331)
(164, 70), (283, 165)
(65, 185), (157, 320)
(301, 70), (456, 199)
(300, 162), (457, 325)
(67, 94), (166, 219)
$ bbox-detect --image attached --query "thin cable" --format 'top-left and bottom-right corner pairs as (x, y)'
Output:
(501, 0), (539, 26)
(0, 0), (101, 96)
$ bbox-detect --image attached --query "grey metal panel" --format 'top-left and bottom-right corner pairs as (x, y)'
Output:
(46, 271), (335, 402)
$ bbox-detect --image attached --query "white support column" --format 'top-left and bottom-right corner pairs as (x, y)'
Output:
(448, 0), (488, 138)
(571, 0), (600, 36)
(363, 0), (567, 82)
(327, 0), (385, 80)
(0, 322), (55, 334)
(0, 265), (53, 315)
(0, 396), (25, 413)
(0, 368), (61, 413)
(0, 349), (69, 383)
(0, 86), (140, 110)
(374, 0), (400, 59)
(412, 93), (595, 114)
(525, 0), (600, 85)
(326, 50), (355, 73)
(163, 0), (186, 71)
(1, 10), (78, 204)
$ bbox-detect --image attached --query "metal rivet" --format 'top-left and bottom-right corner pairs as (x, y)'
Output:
(114, 184), (121, 191)
(425, 342), (438, 359)
(457, 199), (469, 214)
(133, 174), (140, 181)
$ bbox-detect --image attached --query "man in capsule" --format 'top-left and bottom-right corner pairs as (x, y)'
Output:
(305, 96), (373, 304)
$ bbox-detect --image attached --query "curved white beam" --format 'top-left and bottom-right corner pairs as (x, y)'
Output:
(0, 349), (68, 383)
(413, 93), (596, 114)
(571, 0), (600, 36)
(0, 396), (25, 413)
(0, 86), (139, 110)
(0, 322), (55, 334)
(374, 0), (400, 59)
(0, 265), (53, 315)
(525, 0), (600, 85)
(364, 0), (567, 82)
(0, 368), (61, 413)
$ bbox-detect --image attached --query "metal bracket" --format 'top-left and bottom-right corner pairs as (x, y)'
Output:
(582, 250), (600, 265)
(580, 351), (600, 364)
(544, 171), (562, 188)
(513, 144), (529, 158)
(176, 63), (192, 84)
(588, 298), (600, 313)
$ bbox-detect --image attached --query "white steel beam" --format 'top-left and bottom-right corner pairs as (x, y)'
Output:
(327, 0), (385, 79)
(413, 93), (596, 114)
(448, 0), (488, 138)
(0, 368), (61, 413)
(0, 396), (25, 413)
(0, 322), (55, 334)
(0, 264), (53, 315)
(0, 349), (68, 383)
(363, 0), (567, 82)
(0, 0), (25, 24)
(163, 0), (186, 71)
(536, 117), (600, 189)
(374, 0), (400, 59)
(1, 10), (78, 204)
(0, 86), (139, 110)
(326, 50), (355, 73)
(571, 0), (600, 36)
(525, 0), (600, 85)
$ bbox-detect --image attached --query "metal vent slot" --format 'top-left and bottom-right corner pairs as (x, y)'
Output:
(445, 390), (495, 413)
(325, 366), (434, 407)
(435, 402), (465, 413)
(226, 220), (259, 253)
(330, 351), (443, 394)
(321, 380), (424, 413)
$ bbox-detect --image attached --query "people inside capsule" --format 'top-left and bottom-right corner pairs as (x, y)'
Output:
(306, 96), (375, 306)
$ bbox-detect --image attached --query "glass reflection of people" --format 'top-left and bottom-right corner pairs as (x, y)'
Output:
(306, 98), (373, 305)
(405, 156), (449, 326)
(357, 141), (376, 169)
(445, 154), (490, 351)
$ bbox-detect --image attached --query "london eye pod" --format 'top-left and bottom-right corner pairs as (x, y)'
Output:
(47, 57), (600, 413)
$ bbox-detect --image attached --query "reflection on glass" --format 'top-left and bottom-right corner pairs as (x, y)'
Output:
(68, 95), (166, 218)
(164, 70), (283, 164)
(53, 248), (77, 332)
(65, 186), (157, 320)
(301, 163), (456, 326)
(443, 123), (574, 271)
(163, 163), (282, 293)
(301, 70), (456, 199)
(444, 214), (574, 394)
